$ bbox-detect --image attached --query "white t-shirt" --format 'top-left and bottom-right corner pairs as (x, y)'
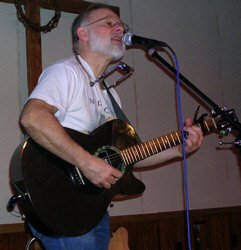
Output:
(29, 55), (121, 134)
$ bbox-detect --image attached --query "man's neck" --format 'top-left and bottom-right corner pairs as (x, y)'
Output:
(78, 50), (114, 79)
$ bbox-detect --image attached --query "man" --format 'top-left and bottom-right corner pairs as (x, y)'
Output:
(20, 3), (203, 250)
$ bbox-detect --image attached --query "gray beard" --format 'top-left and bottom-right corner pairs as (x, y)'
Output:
(89, 30), (126, 60)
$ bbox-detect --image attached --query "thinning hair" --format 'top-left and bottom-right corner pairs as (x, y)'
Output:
(72, 3), (114, 53)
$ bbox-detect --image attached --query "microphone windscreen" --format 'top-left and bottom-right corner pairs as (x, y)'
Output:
(122, 33), (133, 46)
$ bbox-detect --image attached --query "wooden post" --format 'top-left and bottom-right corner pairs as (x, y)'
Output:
(25, 3), (42, 95)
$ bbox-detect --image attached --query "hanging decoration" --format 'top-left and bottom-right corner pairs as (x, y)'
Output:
(14, 0), (61, 33)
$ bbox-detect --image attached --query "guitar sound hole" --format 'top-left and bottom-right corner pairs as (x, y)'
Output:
(95, 145), (126, 178)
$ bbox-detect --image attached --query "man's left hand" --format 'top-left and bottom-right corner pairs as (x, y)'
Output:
(178, 118), (203, 155)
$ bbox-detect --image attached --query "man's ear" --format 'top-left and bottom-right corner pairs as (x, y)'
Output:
(76, 26), (89, 41)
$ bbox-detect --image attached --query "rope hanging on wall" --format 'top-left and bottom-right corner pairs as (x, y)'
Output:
(14, 0), (61, 33)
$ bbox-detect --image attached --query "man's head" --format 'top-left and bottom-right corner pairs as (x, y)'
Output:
(72, 3), (128, 60)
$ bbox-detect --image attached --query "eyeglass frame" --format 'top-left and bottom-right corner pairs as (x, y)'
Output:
(84, 15), (130, 33)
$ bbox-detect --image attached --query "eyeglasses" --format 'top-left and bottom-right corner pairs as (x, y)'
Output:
(84, 15), (130, 33)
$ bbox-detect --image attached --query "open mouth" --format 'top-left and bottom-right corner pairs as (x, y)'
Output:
(111, 35), (123, 44)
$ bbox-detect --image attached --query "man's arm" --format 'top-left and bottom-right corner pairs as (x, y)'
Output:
(134, 118), (203, 168)
(20, 98), (122, 189)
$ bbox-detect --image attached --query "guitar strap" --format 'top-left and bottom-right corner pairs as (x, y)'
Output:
(102, 81), (142, 143)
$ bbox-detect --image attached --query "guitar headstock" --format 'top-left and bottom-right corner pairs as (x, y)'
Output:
(195, 108), (238, 135)
(212, 108), (238, 135)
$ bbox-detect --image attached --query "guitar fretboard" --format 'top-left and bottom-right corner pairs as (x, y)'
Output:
(120, 131), (183, 165)
(120, 116), (219, 166)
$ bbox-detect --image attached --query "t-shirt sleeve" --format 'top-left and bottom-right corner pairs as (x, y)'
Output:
(28, 63), (75, 122)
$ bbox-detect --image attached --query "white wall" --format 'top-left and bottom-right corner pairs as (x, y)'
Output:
(0, 3), (23, 224)
(0, 0), (240, 225)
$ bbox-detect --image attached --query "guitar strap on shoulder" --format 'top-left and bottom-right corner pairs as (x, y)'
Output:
(102, 81), (142, 143)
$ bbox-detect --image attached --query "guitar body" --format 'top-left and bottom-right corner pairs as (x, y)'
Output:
(10, 119), (145, 236)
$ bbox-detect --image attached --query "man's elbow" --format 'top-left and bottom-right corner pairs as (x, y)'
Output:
(19, 107), (37, 134)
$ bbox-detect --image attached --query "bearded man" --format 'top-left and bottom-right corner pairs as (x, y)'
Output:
(19, 3), (203, 250)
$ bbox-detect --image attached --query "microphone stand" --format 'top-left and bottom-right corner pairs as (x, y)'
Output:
(147, 47), (241, 154)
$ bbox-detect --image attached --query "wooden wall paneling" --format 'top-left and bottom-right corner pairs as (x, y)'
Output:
(0, 234), (8, 250)
(124, 222), (146, 250)
(140, 220), (159, 250)
(159, 217), (176, 249)
(223, 214), (232, 250)
(209, 214), (227, 249)
(8, 232), (28, 250)
(229, 212), (241, 249)
(1, 207), (241, 249)
(192, 214), (211, 249)
(173, 215), (186, 249)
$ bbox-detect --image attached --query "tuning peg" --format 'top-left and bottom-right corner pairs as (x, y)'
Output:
(220, 127), (232, 135)
(219, 140), (240, 145)
(219, 141), (232, 145)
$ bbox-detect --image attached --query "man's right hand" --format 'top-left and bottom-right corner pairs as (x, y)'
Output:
(79, 153), (122, 189)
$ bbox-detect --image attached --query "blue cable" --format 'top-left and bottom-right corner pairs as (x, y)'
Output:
(173, 53), (192, 250)
(149, 46), (192, 248)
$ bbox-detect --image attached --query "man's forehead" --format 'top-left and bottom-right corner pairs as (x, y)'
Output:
(89, 8), (120, 21)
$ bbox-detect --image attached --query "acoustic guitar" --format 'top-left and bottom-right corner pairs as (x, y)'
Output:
(9, 113), (232, 236)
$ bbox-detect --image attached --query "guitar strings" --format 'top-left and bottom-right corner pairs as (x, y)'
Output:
(100, 116), (222, 166)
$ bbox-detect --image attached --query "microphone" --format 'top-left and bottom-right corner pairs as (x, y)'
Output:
(123, 33), (167, 47)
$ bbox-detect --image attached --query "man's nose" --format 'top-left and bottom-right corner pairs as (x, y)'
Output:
(113, 22), (124, 33)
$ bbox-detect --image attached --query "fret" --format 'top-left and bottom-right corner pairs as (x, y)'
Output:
(140, 144), (148, 158)
(203, 120), (210, 132)
(175, 131), (182, 144)
(168, 134), (174, 147)
(174, 132), (181, 144)
(133, 145), (141, 161)
(212, 118), (217, 129)
(148, 141), (155, 154)
(161, 137), (167, 149)
(165, 135), (171, 148)
(124, 149), (132, 165)
(130, 147), (138, 162)
(127, 148), (135, 163)
(152, 139), (158, 153)
(172, 134), (177, 145)
(136, 144), (144, 160)
(121, 150), (128, 165)
(152, 141), (156, 153)
(156, 137), (163, 152)
(144, 143), (151, 157)
(170, 133), (176, 146)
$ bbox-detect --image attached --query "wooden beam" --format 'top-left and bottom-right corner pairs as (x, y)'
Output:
(0, 0), (120, 15)
(25, 3), (42, 95)
(0, 223), (25, 234)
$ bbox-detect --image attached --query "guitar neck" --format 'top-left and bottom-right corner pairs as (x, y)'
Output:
(120, 117), (218, 165)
